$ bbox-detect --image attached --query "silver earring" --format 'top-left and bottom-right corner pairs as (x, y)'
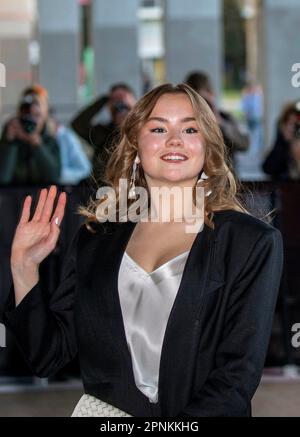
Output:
(128, 155), (140, 200)
(197, 171), (212, 197)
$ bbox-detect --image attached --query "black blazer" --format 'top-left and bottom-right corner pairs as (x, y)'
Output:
(1, 210), (284, 417)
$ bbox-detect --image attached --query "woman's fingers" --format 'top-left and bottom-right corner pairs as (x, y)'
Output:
(19, 186), (66, 237)
(51, 191), (67, 227)
(19, 195), (32, 224)
(44, 216), (61, 252)
(40, 185), (57, 223)
(32, 188), (48, 221)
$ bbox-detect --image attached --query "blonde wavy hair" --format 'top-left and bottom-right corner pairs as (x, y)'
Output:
(79, 83), (249, 231)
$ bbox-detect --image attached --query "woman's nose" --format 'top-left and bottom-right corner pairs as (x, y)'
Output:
(166, 132), (183, 147)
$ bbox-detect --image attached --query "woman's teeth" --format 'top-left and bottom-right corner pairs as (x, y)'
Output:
(161, 155), (186, 161)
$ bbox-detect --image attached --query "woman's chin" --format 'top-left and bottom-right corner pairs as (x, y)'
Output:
(156, 175), (195, 186)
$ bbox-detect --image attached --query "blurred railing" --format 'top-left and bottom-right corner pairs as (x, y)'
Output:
(0, 180), (300, 381)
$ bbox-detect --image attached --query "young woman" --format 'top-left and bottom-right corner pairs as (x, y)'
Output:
(0, 84), (283, 417)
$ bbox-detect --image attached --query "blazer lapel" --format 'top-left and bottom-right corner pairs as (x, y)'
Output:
(91, 221), (138, 380)
(157, 221), (221, 413)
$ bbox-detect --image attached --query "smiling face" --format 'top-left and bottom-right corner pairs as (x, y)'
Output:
(137, 93), (205, 189)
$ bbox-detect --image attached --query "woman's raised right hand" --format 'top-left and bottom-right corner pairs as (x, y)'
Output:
(11, 185), (67, 305)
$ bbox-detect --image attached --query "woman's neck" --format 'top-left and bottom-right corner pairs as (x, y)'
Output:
(146, 184), (204, 224)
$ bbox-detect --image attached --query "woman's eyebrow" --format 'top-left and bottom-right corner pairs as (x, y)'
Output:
(147, 116), (196, 123)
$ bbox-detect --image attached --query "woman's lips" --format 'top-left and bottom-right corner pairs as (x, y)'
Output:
(160, 152), (188, 163)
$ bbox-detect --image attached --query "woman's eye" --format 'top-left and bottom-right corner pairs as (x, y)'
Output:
(149, 127), (198, 134)
(185, 127), (198, 134)
(150, 127), (165, 133)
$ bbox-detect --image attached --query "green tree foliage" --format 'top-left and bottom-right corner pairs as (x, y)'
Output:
(224, 0), (246, 89)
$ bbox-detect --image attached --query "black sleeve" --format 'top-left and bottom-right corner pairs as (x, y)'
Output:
(0, 227), (83, 378)
(177, 228), (284, 417)
(0, 121), (18, 183)
(71, 96), (109, 144)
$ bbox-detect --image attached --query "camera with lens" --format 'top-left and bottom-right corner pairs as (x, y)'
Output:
(113, 101), (130, 114)
(19, 94), (38, 134)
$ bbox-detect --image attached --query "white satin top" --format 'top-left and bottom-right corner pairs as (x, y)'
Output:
(117, 249), (190, 404)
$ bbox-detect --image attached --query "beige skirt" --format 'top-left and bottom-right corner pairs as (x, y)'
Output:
(71, 394), (133, 417)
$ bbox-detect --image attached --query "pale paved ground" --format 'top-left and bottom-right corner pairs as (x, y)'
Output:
(252, 381), (300, 417)
(0, 380), (299, 417)
(0, 388), (82, 417)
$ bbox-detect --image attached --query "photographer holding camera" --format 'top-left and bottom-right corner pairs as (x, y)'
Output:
(71, 83), (136, 180)
(0, 88), (61, 185)
(184, 71), (249, 174)
(262, 101), (300, 180)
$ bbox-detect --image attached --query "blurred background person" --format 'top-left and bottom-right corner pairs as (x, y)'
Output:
(184, 71), (249, 173)
(24, 85), (92, 186)
(54, 121), (92, 185)
(71, 83), (136, 181)
(0, 89), (61, 185)
(241, 81), (264, 157)
(262, 101), (300, 181)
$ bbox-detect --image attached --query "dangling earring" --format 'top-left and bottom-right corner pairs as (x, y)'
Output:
(128, 155), (140, 200)
(197, 171), (212, 197)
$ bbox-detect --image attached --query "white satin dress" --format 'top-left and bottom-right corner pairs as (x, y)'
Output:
(71, 249), (190, 416)
(117, 249), (190, 404)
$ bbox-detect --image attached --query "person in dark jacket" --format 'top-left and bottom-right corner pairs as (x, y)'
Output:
(71, 83), (136, 181)
(0, 89), (61, 185)
(1, 83), (283, 417)
(184, 71), (249, 173)
(262, 101), (300, 180)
